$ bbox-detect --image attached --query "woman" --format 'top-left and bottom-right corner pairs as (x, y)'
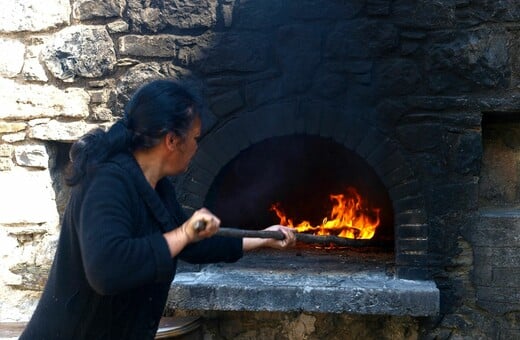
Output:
(20, 79), (295, 339)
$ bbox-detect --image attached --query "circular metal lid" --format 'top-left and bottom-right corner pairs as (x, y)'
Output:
(155, 316), (201, 339)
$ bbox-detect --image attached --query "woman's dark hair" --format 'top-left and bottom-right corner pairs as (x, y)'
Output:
(65, 79), (202, 186)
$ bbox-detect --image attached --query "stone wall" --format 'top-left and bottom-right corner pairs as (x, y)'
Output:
(0, 0), (519, 339)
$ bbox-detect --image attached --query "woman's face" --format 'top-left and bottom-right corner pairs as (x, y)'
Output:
(170, 116), (201, 174)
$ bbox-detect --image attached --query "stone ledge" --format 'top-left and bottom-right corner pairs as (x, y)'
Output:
(168, 251), (439, 316)
(0, 322), (26, 339)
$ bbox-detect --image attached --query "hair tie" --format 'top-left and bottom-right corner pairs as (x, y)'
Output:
(108, 119), (134, 149)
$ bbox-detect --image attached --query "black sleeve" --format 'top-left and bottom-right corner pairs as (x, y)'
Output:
(178, 235), (243, 264)
(163, 181), (244, 264)
(77, 165), (175, 295)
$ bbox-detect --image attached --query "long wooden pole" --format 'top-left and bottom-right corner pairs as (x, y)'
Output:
(195, 220), (382, 247)
(217, 227), (377, 247)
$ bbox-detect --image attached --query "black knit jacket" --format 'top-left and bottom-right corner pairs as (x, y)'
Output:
(20, 152), (243, 339)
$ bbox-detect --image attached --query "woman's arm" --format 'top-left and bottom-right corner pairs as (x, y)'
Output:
(163, 208), (221, 257)
(242, 225), (296, 251)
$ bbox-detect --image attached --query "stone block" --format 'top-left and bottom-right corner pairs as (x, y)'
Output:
(395, 210), (427, 226)
(28, 120), (101, 142)
(389, 180), (422, 201)
(107, 19), (129, 33)
(0, 122), (25, 134)
(471, 264), (493, 286)
(393, 195), (425, 214)
(476, 286), (520, 314)
(126, 0), (216, 32)
(425, 28), (510, 93)
(384, 165), (414, 190)
(88, 89), (108, 104)
(2, 133), (26, 143)
(287, 0), (363, 20)
(398, 224), (428, 239)
(0, 145), (13, 157)
(209, 90), (244, 117)
(492, 268), (520, 287)
(395, 266), (431, 280)
(200, 32), (269, 73)
(398, 238), (428, 252)
(190, 148), (222, 178)
(473, 246), (520, 267)
(376, 150), (407, 178)
(396, 253), (429, 267)
(244, 78), (284, 108)
(468, 214), (520, 247)
(425, 179), (479, 215)
(0, 168), (58, 225)
(14, 145), (49, 169)
(22, 44), (49, 82)
(0, 79), (90, 120)
(374, 59), (421, 96)
(355, 128), (385, 159)
(0, 38), (25, 78)
(42, 25), (116, 81)
(72, 0), (123, 20)
(366, 139), (397, 169)
(119, 34), (182, 58)
(0, 158), (13, 171)
(341, 118), (367, 150)
(396, 123), (442, 152)
(392, 0), (456, 29)
(0, 0), (70, 32)
(170, 268), (439, 316)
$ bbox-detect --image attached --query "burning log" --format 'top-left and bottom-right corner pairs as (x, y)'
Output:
(195, 221), (382, 247)
(218, 227), (378, 247)
(270, 188), (381, 240)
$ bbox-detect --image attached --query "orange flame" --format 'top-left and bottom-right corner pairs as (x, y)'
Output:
(270, 187), (380, 239)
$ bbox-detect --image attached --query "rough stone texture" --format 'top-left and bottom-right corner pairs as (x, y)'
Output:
(174, 311), (420, 340)
(425, 28), (510, 93)
(170, 267), (439, 316)
(28, 120), (104, 142)
(72, 0), (125, 20)
(118, 33), (216, 62)
(0, 168), (58, 225)
(41, 25), (117, 81)
(0, 122), (25, 134)
(107, 19), (129, 33)
(22, 43), (50, 82)
(0, 79), (90, 120)
(14, 145), (49, 169)
(0, 0), (70, 33)
(126, 0), (217, 33)
(0, 38), (25, 78)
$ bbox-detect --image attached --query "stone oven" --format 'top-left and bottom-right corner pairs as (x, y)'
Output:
(1, 0), (520, 338)
(169, 99), (440, 316)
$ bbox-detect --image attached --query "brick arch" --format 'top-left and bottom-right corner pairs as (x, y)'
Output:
(178, 99), (430, 279)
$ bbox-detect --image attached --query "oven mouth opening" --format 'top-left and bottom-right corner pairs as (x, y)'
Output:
(204, 134), (395, 252)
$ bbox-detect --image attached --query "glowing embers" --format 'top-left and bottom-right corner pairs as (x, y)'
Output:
(271, 187), (380, 239)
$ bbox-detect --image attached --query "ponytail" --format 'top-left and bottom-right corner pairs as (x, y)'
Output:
(66, 79), (203, 186)
(65, 120), (132, 186)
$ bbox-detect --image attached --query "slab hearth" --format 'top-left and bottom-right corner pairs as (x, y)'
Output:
(168, 249), (439, 316)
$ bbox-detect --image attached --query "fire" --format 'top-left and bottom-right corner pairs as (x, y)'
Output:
(270, 187), (380, 239)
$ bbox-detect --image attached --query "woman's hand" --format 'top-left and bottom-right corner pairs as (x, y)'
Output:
(164, 207), (220, 257)
(182, 208), (221, 243)
(243, 225), (297, 251)
(264, 225), (297, 249)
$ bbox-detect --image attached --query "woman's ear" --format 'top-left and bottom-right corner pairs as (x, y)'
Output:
(165, 132), (177, 151)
